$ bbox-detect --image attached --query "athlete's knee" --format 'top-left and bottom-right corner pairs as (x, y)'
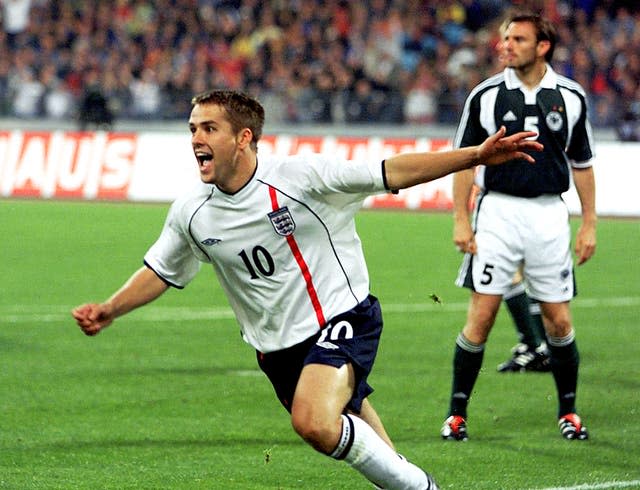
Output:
(541, 303), (572, 337)
(544, 318), (572, 338)
(462, 313), (496, 343)
(291, 406), (341, 454)
(462, 323), (492, 344)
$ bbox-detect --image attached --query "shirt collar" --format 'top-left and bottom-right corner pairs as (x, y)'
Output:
(504, 63), (557, 90)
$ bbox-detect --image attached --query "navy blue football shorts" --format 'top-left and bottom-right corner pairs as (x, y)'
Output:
(256, 294), (383, 414)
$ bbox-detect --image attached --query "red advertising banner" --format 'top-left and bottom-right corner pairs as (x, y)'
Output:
(1, 130), (638, 216)
(0, 131), (138, 200)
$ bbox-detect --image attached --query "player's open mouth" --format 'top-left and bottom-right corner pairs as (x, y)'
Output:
(196, 153), (213, 167)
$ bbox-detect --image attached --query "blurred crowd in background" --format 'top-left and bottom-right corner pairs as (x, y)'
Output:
(1, 0), (640, 139)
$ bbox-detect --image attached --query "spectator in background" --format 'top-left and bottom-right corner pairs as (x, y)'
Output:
(1, 0), (32, 50)
(591, 91), (619, 128)
(78, 88), (113, 130)
(164, 64), (196, 120)
(631, 85), (640, 117)
(129, 68), (163, 119)
(403, 60), (439, 124)
(345, 78), (383, 123)
(9, 66), (44, 118)
(0, 56), (10, 115)
(78, 69), (113, 130)
(41, 63), (74, 119)
(308, 70), (335, 123)
(616, 109), (640, 142)
(446, 32), (478, 80)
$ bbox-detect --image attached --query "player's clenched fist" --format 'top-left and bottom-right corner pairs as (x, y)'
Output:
(71, 303), (114, 336)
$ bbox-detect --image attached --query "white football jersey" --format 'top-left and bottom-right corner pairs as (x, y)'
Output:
(144, 153), (388, 353)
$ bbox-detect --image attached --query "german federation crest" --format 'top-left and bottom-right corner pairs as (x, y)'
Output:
(546, 110), (564, 132)
(268, 207), (296, 236)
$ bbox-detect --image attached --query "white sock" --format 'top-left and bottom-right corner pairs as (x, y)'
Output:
(331, 414), (430, 490)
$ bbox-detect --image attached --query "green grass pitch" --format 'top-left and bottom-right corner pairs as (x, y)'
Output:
(1, 199), (639, 489)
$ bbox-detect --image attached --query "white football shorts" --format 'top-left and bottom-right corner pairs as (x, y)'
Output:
(456, 192), (575, 302)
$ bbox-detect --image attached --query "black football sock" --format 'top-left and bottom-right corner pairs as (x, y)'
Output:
(547, 330), (580, 417)
(504, 288), (542, 349)
(528, 299), (548, 351)
(448, 333), (484, 418)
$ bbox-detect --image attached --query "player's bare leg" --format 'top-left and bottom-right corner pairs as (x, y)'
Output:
(353, 398), (395, 450)
(462, 292), (502, 344)
(291, 363), (354, 454)
(539, 301), (572, 338)
(291, 363), (436, 489)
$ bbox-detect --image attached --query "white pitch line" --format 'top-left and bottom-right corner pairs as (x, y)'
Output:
(530, 480), (640, 490)
(1, 296), (639, 324)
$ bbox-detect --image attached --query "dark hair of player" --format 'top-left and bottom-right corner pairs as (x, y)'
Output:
(191, 89), (265, 151)
(507, 13), (557, 62)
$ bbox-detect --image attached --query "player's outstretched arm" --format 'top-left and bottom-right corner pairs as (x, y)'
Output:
(72, 266), (169, 336)
(384, 127), (542, 190)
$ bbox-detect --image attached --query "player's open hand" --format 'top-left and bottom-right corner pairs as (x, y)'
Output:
(71, 303), (114, 336)
(477, 126), (543, 166)
(574, 222), (596, 265)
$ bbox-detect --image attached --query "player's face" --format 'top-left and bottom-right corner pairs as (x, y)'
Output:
(502, 21), (548, 70)
(189, 103), (242, 187)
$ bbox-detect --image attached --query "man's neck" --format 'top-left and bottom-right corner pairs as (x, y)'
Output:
(515, 62), (547, 90)
(217, 154), (258, 194)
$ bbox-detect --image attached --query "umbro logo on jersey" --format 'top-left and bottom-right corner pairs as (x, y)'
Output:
(503, 110), (517, 121)
(201, 238), (222, 246)
(268, 206), (296, 236)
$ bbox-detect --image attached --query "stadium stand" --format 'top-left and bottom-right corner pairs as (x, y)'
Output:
(1, 0), (639, 134)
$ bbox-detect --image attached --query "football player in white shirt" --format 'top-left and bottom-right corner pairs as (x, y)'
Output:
(72, 89), (541, 490)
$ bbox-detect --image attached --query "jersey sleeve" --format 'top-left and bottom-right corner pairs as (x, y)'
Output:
(566, 95), (595, 168)
(314, 154), (386, 192)
(143, 199), (202, 288)
(453, 92), (489, 149)
(283, 154), (387, 206)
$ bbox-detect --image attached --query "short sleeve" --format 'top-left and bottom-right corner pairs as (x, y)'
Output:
(143, 201), (202, 288)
